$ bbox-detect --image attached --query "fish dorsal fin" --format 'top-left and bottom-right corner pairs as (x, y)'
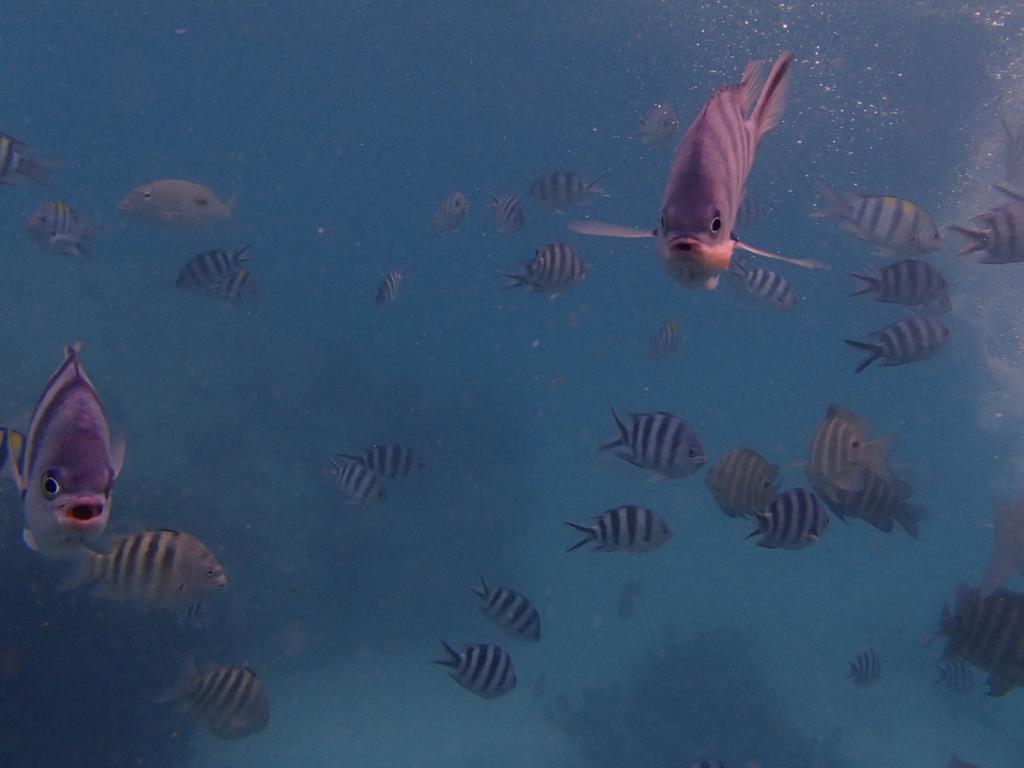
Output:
(737, 60), (764, 116)
(749, 51), (794, 142)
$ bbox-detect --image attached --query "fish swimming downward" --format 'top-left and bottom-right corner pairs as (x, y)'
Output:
(569, 52), (825, 289)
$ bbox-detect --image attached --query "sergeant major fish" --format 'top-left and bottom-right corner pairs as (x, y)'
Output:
(159, 661), (269, 739)
(177, 245), (251, 291)
(811, 189), (943, 256)
(337, 444), (424, 478)
(200, 268), (258, 302)
(600, 408), (706, 479)
(746, 488), (828, 549)
(376, 268), (412, 306)
(724, 256), (796, 311)
(805, 403), (892, 497)
(705, 448), (779, 519)
(935, 660), (975, 694)
(848, 258), (951, 314)
(118, 179), (235, 230)
(564, 505), (672, 553)
(844, 316), (950, 373)
(823, 469), (927, 539)
(847, 648), (881, 687)
(501, 242), (586, 295)
(951, 184), (1024, 263)
(433, 642), (516, 699)
(26, 201), (101, 258)
(529, 171), (608, 212)
(470, 575), (541, 642)
(327, 455), (386, 504)
(490, 194), (525, 234)
(431, 192), (469, 233)
(0, 132), (58, 188)
(649, 321), (681, 361)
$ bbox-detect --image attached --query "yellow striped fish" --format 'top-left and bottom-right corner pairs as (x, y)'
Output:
(811, 188), (942, 256)
(162, 662), (269, 739)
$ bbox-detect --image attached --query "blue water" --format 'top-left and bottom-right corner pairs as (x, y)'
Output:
(0, 1), (1022, 766)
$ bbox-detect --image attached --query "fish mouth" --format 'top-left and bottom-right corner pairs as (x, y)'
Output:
(59, 497), (107, 532)
(662, 237), (734, 287)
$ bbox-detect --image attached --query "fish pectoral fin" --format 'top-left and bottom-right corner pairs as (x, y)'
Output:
(112, 434), (127, 478)
(21, 528), (40, 553)
(734, 240), (828, 270)
(567, 220), (655, 238)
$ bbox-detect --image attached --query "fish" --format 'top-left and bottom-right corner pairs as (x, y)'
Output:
(501, 242), (587, 295)
(947, 755), (979, 768)
(433, 642), (516, 699)
(336, 445), (425, 478)
(935, 660), (975, 694)
(375, 268), (412, 306)
(600, 408), (706, 479)
(805, 403), (893, 496)
(724, 256), (796, 311)
(470, 575), (541, 642)
(490, 194), (525, 234)
(118, 179), (234, 229)
(1002, 115), (1024, 185)
(59, 529), (227, 610)
(326, 456), (386, 504)
(649, 321), (681, 361)
(951, 185), (1024, 263)
(617, 580), (642, 620)
(564, 505), (673, 553)
(160, 661), (269, 739)
(25, 201), (101, 258)
(746, 488), (829, 549)
(431, 192), (470, 233)
(979, 496), (1024, 599)
(847, 649), (881, 687)
(848, 258), (951, 314)
(0, 133), (58, 188)
(810, 189), (943, 256)
(7, 343), (125, 559)
(636, 103), (679, 147)
(844, 316), (950, 373)
(705, 448), (779, 519)
(200, 268), (259, 302)
(529, 171), (608, 212)
(821, 470), (927, 539)
(569, 52), (825, 290)
(176, 245), (251, 291)
(0, 428), (25, 482)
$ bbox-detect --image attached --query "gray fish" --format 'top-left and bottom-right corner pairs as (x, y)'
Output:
(845, 316), (950, 372)
(821, 470), (926, 538)
(490, 194), (525, 234)
(162, 662), (269, 739)
(978, 496), (1024, 599)
(529, 170), (608, 212)
(805, 403), (892, 496)
(746, 488), (828, 549)
(705, 448), (779, 519)
(847, 648), (881, 687)
(600, 408), (706, 479)
(25, 201), (100, 257)
(564, 505), (672, 553)
(636, 103), (679, 148)
(337, 445), (425, 478)
(326, 456), (386, 504)
(501, 242), (586, 294)
(433, 642), (516, 699)
(951, 185), (1024, 263)
(118, 179), (234, 230)
(848, 258), (951, 314)
(0, 132), (58, 188)
(1002, 115), (1024, 186)
(471, 575), (541, 642)
(376, 268), (411, 306)
(200, 268), (259, 302)
(725, 256), (796, 311)
(431, 192), (469, 233)
(935, 660), (975, 694)
(811, 189), (943, 256)
(176, 245), (251, 291)
(649, 321), (681, 361)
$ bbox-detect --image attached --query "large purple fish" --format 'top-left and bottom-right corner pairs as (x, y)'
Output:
(5, 343), (124, 559)
(570, 52), (825, 289)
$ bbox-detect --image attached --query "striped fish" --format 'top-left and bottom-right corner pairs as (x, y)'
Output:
(337, 445), (424, 478)
(600, 408), (706, 479)
(326, 456), (386, 504)
(848, 258), (951, 314)
(952, 185), (1024, 263)
(705, 448), (779, 519)
(746, 488), (828, 549)
(649, 321), (681, 361)
(431, 192), (469, 233)
(471, 575), (541, 642)
(725, 256), (796, 311)
(25, 201), (100, 257)
(375, 268), (411, 306)
(501, 242), (586, 294)
(59, 529), (227, 609)
(434, 642), (516, 699)
(564, 505), (673, 553)
(168, 663), (269, 739)
(529, 170), (608, 212)
(0, 132), (57, 188)
(177, 245), (251, 291)
(636, 103), (679, 147)
(811, 189), (943, 256)
(979, 496), (1024, 599)
(847, 648), (881, 687)
(805, 403), (892, 496)
(822, 470), (927, 538)
(490, 194), (525, 234)
(200, 268), (259, 301)
(1001, 115), (1024, 186)
(845, 316), (950, 373)
(935, 660), (975, 694)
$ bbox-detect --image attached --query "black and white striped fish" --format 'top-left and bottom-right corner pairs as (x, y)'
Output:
(375, 268), (411, 306)
(431, 191), (469, 233)
(490, 194), (525, 234)
(746, 488), (828, 549)
(1001, 115), (1024, 186)
(434, 642), (516, 699)
(564, 505), (672, 553)
(529, 170), (608, 212)
(177, 245), (252, 291)
(649, 321), (681, 361)
(823, 470), (927, 539)
(849, 258), (951, 314)
(600, 408), (706, 479)
(326, 456), (386, 504)
(935, 660), (975, 694)
(847, 648), (882, 687)
(636, 103), (679, 147)
(705, 448), (779, 519)
(164, 662), (270, 739)
(0, 132), (57, 188)
(952, 185), (1024, 263)
(501, 242), (586, 294)
(199, 268), (259, 301)
(806, 403), (892, 497)
(59, 529), (228, 610)
(811, 189), (943, 256)
(470, 576), (541, 642)
(724, 256), (796, 311)
(845, 316), (950, 373)
(25, 201), (100, 258)
(336, 445), (424, 478)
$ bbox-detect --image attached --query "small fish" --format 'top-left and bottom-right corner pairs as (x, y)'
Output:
(935, 660), (975, 694)
(805, 403), (892, 496)
(470, 575), (541, 642)
(811, 188), (943, 256)
(746, 488), (829, 549)
(951, 185), (1024, 263)
(848, 259), (951, 314)
(1002, 115), (1024, 185)
(636, 103), (679, 147)
(948, 753), (980, 768)
(431, 192), (469, 233)
(337, 445), (424, 478)
(25, 201), (100, 258)
(822, 470), (926, 538)
(433, 641), (516, 699)
(0, 133), (58, 188)
(326, 456), (386, 504)
(845, 316), (950, 373)
(376, 268), (412, 306)
(490, 194), (525, 234)
(118, 179), (234, 229)
(724, 256), (796, 311)
(617, 580), (642, 620)
(847, 648), (881, 687)
(564, 505), (673, 553)
(979, 496), (1024, 599)
(705, 448), (780, 519)
(176, 245), (251, 291)
(600, 408), (706, 479)
(176, 601), (211, 631)
(0, 428), (25, 482)
(199, 268), (258, 302)
(162, 661), (269, 739)
(649, 321), (681, 361)
(501, 243), (587, 295)
(529, 171), (608, 212)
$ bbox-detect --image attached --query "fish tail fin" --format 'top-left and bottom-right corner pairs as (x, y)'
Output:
(564, 522), (595, 552)
(56, 547), (102, 593)
(23, 158), (61, 190)
(499, 272), (528, 289)
(587, 170), (610, 197)
(232, 244), (254, 266)
(894, 502), (928, 539)
(749, 51), (794, 142)
(432, 640), (460, 668)
(848, 270), (880, 297)
(599, 407), (628, 451)
(844, 339), (883, 373)
(809, 184), (851, 220)
(469, 574), (489, 600)
(153, 657), (198, 704)
(949, 224), (989, 257)
(933, 663), (948, 685)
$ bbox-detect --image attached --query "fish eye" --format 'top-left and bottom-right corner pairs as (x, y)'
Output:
(687, 448), (698, 458)
(143, 191), (152, 200)
(851, 440), (861, 448)
(41, 472), (61, 499)
(206, 568), (215, 577)
(710, 216), (722, 233)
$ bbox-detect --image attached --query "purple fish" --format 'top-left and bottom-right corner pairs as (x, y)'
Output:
(570, 52), (825, 290)
(8, 343), (124, 559)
